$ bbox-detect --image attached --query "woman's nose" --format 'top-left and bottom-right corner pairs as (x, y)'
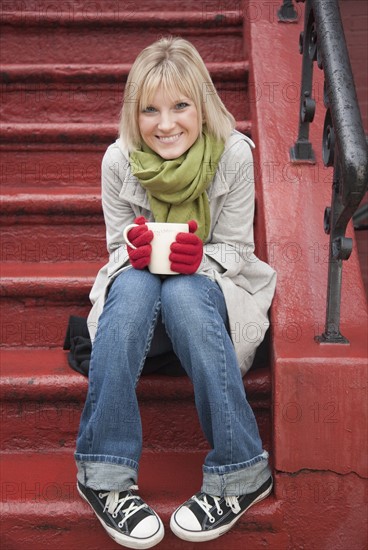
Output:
(157, 111), (175, 132)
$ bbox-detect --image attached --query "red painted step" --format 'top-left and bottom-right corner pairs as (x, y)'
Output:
(1, 186), (102, 215)
(0, 450), (286, 550)
(0, 121), (252, 188)
(1, 63), (249, 124)
(1, 187), (105, 263)
(0, 0), (243, 13)
(0, 263), (99, 347)
(0, 348), (272, 453)
(1, 10), (243, 65)
(1, 0), (243, 11)
(0, 185), (259, 264)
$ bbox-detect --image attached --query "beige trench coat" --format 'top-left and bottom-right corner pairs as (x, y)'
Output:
(87, 130), (276, 375)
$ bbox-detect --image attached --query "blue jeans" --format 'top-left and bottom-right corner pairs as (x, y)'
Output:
(75, 269), (271, 497)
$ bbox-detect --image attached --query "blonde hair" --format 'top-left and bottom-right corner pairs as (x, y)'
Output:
(119, 37), (235, 151)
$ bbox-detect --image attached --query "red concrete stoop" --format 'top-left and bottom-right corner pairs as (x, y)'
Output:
(0, 2), (288, 549)
(1, 2), (367, 550)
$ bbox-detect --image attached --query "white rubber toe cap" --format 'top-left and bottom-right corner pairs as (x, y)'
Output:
(130, 515), (161, 538)
(174, 506), (202, 531)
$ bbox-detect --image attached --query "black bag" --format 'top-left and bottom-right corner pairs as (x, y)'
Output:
(63, 316), (185, 377)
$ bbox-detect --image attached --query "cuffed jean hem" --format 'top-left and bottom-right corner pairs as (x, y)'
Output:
(201, 451), (271, 497)
(75, 454), (138, 492)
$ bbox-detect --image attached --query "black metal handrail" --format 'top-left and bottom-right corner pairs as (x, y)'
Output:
(290, 0), (368, 343)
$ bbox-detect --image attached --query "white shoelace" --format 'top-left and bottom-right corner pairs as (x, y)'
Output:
(192, 494), (241, 523)
(99, 485), (147, 528)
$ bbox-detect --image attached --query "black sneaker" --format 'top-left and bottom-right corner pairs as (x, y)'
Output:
(77, 481), (164, 549)
(170, 476), (273, 542)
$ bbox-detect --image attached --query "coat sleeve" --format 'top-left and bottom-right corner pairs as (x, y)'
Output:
(99, 145), (139, 278)
(87, 146), (135, 338)
(197, 137), (276, 375)
(200, 140), (255, 271)
(101, 147), (133, 252)
(199, 138), (274, 294)
(101, 145), (150, 277)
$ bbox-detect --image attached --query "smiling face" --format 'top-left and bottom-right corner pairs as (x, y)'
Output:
(138, 86), (201, 159)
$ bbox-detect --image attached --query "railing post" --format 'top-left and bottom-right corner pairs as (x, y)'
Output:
(315, 157), (350, 344)
(290, 0), (316, 163)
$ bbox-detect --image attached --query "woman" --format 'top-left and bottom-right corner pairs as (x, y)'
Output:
(75, 37), (276, 549)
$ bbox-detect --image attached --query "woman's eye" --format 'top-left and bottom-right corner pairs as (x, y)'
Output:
(142, 106), (156, 113)
(176, 102), (189, 110)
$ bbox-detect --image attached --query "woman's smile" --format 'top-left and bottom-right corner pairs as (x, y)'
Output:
(155, 132), (183, 144)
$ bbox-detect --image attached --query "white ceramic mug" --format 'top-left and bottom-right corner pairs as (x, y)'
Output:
(123, 222), (189, 275)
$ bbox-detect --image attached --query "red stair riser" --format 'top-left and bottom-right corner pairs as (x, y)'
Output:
(1, 26), (243, 65)
(0, 516), (288, 550)
(1, 6), (244, 28)
(1, 300), (90, 347)
(0, 501), (286, 550)
(0, 349), (271, 398)
(1, 226), (106, 263)
(0, 0), (242, 15)
(1, 82), (248, 124)
(0, 120), (252, 186)
(0, 298), (270, 348)
(0, 399), (208, 452)
(0, 148), (103, 187)
(0, 399), (271, 452)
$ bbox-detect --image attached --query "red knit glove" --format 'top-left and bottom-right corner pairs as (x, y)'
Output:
(169, 220), (203, 275)
(126, 216), (154, 270)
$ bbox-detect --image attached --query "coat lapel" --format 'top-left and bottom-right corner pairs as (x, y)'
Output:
(119, 169), (151, 209)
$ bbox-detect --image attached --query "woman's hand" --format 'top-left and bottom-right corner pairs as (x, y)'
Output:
(126, 216), (154, 270)
(169, 220), (203, 275)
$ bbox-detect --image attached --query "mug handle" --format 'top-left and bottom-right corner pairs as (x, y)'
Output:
(123, 223), (139, 249)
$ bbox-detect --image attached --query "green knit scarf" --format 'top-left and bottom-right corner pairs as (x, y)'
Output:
(129, 132), (225, 241)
